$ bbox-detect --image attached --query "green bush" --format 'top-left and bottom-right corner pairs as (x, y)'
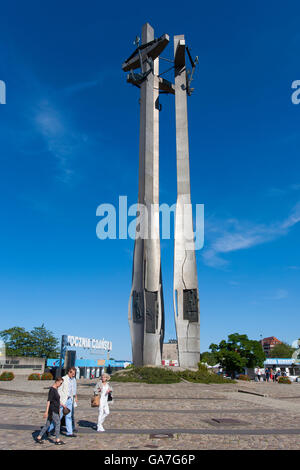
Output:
(197, 362), (209, 372)
(278, 376), (291, 384)
(41, 372), (53, 380)
(176, 369), (236, 384)
(111, 366), (236, 384)
(111, 367), (181, 384)
(28, 373), (41, 380)
(238, 374), (251, 381)
(0, 371), (15, 381)
(137, 367), (181, 384)
(110, 372), (141, 383)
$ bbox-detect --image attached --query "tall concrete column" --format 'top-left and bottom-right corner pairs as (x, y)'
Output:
(127, 23), (165, 366)
(173, 35), (200, 368)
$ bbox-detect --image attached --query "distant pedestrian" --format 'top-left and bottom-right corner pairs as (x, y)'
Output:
(35, 377), (65, 445)
(265, 368), (270, 382)
(260, 368), (265, 381)
(94, 373), (112, 432)
(255, 367), (262, 382)
(257, 368), (261, 382)
(272, 369), (276, 382)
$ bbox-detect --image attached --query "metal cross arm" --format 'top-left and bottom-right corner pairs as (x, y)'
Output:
(127, 74), (175, 94)
(158, 77), (175, 94)
(174, 38), (186, 68)
(186, 46), (199, 96)
(174, 38), (198, 96)
(122, 34), (170, 72)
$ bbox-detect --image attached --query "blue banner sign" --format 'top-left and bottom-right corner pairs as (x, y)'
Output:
(264, 358), (295, 366)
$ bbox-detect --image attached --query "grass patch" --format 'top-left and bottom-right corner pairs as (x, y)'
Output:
(176, 369), (236, 384)
(111, 367), (181, 384)
(111, 365), (236, 384)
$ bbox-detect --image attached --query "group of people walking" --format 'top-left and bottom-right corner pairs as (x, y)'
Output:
(35, 366), (112, 445)
(255, 367), (286, 382)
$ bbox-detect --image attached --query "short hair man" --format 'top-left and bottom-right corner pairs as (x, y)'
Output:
(48, 366), (78, 437)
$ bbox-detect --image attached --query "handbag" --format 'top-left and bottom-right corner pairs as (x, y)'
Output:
(108, 391), (113, 402)
(91, 394), (100, 408)
(63, 406), (71, 416)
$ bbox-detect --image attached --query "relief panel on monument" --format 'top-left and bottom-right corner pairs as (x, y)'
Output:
(183, 289), (199, 322)
(145, 290), (158, 333)
(132, 290), (144, 323)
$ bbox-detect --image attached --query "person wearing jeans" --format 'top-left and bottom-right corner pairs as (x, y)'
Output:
(49, 367), (77, 437)
(36, 376), (65, 445)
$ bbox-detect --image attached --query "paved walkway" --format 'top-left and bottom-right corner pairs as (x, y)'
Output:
(0, 379), (299, 449)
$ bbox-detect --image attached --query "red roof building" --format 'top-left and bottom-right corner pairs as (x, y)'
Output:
(260, 337), (282, 357)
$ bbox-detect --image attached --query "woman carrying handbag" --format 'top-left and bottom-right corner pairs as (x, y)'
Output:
(93, 373), (113, 432)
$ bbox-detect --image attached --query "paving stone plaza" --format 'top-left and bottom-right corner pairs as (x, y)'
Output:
(1, 377), (300, 450)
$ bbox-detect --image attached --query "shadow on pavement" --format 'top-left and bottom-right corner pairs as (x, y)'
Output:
(78, 419), (96, 429)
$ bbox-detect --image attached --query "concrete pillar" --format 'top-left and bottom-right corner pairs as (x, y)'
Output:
(128, 23), (165, 366)
(173, 35), (200, 368)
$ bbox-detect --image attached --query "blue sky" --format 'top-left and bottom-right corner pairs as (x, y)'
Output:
(0, 1), (299, 360)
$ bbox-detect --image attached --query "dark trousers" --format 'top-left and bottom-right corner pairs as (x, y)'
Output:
(39, 412), (60, 439)
(72, 402), (76, 429)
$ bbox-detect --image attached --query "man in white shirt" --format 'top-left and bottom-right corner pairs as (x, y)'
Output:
(49, 367), (78, 437)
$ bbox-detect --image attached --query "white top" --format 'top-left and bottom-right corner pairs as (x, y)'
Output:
(100, 383), (110, 405)
(68, 378), (74, 397)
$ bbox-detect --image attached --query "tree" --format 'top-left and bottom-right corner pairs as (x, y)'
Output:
(200, 351), (218, 366)
(268, 342), (295, 358)
(30, 324), (60, 358)
(209, 333), (266, 378)
(0, 325), (59, 358)
(0, 327), (34, 357)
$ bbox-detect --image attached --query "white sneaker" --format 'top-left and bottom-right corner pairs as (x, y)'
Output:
(97, 425), (105, 432)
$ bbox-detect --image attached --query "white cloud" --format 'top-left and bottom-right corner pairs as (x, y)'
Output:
(266, 183), (300, 197)
(63, 79), (100, 96)
(251, 288), (288, 304)
(264, 289), (288, 300)
(34, 101), (84, 183)
(281, 201), (300, 229)
(202, 203), (300, 268)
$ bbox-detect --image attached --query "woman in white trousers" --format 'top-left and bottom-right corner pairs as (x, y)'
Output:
(94, 373), (112, 432)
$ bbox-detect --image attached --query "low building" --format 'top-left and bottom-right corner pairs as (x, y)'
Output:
(46, 358), (131, 379)
(162, 339), (179, 366)
(0, 357), (45, 376)
(264, 358), (300, 376)
(260, 336), (282, 357)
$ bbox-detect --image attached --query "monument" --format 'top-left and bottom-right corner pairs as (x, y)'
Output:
(123, 23), (200, 368)
(173, 35), (200, 368)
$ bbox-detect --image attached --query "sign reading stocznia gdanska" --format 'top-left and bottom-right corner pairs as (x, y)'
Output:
(66, 335), (112, 350)
(57, 335), (112, 372)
